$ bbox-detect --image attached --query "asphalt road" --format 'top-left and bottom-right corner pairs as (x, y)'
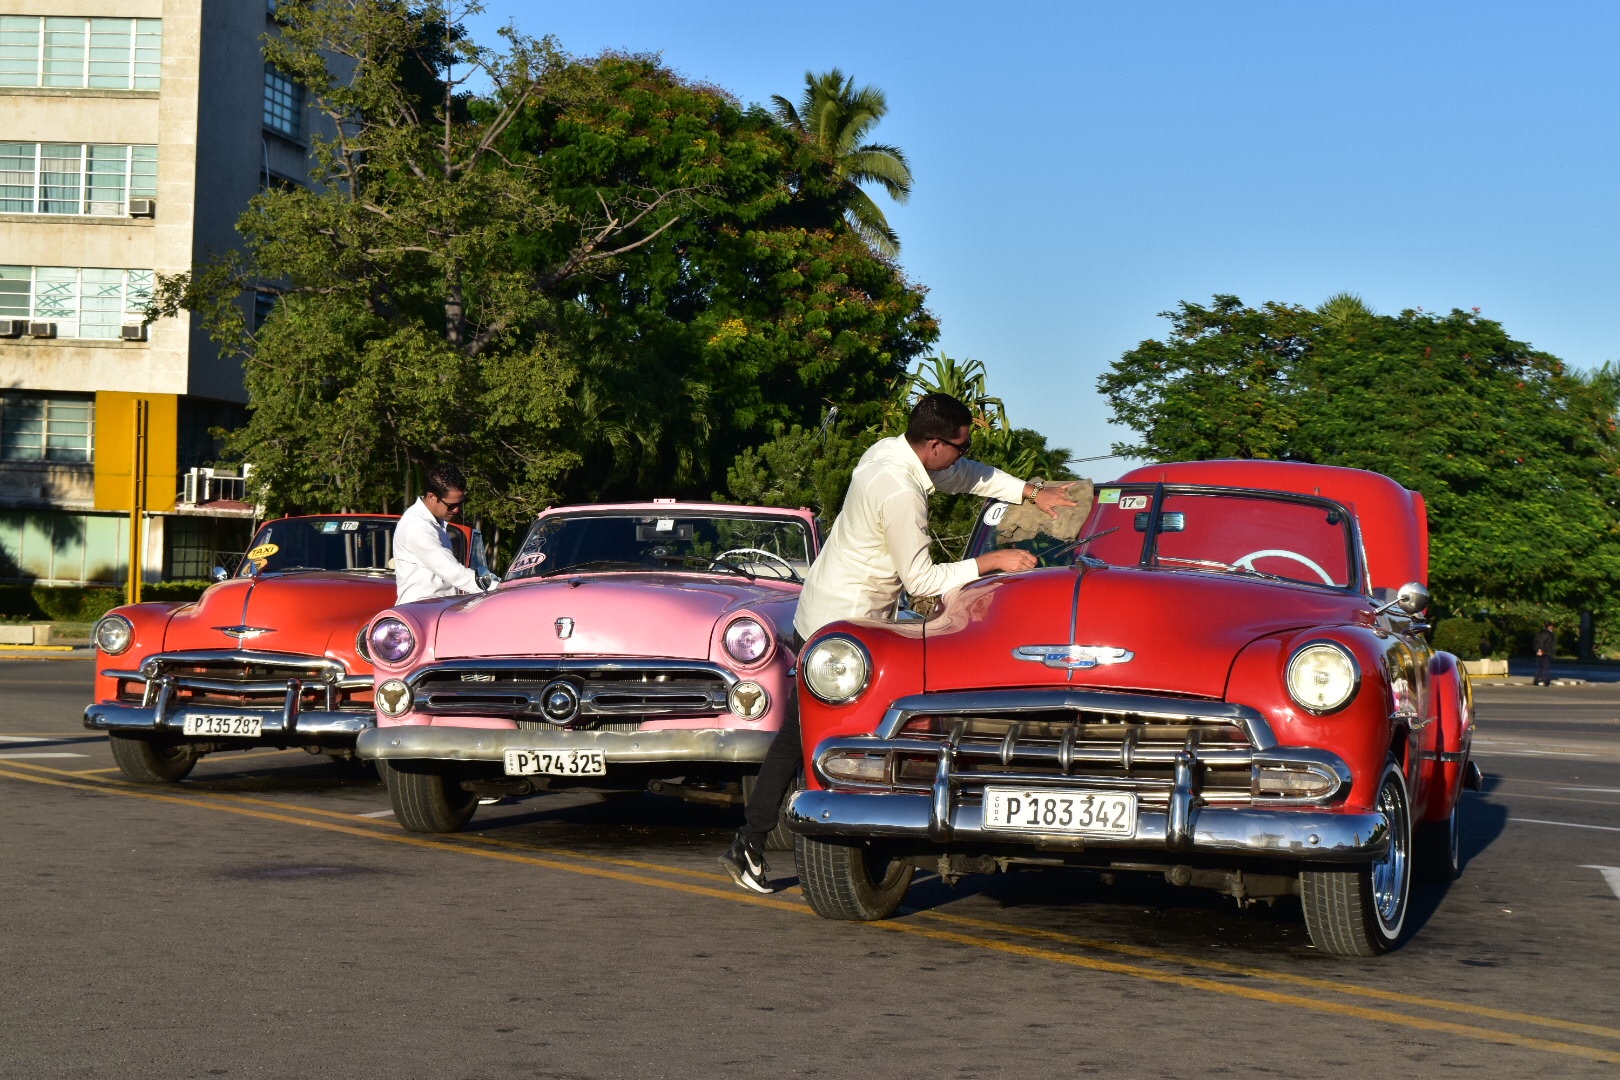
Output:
(2, 656), (1617, 1079)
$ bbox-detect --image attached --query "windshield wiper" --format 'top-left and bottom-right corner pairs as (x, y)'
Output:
(539, 559), (646, 577)
(652, 553), (755, 580)
(1156, 555), (1288, 583)
(1042, 526), (1119, 567)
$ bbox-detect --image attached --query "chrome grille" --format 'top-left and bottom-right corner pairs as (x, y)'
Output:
(407, 659), (735, 728)
(862, 689), (1274, 809)
(107, 650), (370, 712)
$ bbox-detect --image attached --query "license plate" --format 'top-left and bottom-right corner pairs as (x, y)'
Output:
(982, 787), (1137, 837)
(504, 748), (606, 776)
(182, 714), (263, 738)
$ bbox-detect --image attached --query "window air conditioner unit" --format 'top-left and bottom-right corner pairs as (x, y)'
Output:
(27, 321), (56, 338)
(0, 319), (25, 338)
(121, 323), (148, 341)
(127, 198), (155, 217)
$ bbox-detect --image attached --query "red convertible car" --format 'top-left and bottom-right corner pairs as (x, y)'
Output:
(356, 501), (820, 835)
(787, 460), (1478, 956)
(84, 514), (478, 783)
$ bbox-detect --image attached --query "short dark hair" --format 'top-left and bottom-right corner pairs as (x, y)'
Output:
(905, 392), (973, 445)
(425, 462), (467, 500)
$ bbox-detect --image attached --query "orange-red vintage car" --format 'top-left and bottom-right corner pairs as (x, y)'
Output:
(788, 460), (1478, 956)
(84, 514), (477, 783)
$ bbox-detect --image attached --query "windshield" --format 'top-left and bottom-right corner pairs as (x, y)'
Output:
(505, 510), (814, 583)
(239, 516), (459, 576)
(972, 485), (1358, 590)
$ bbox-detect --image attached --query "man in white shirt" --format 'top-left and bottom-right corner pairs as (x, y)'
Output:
(393, 463), (483, 604)
(721, 393), (1078, 892)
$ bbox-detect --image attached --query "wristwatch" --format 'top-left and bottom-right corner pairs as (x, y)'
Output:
(1026, 478), (1045, 502)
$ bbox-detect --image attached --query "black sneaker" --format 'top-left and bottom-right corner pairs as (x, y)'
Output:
(719, 832), (774, 894)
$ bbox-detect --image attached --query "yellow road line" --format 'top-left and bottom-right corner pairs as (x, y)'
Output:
(4, 762), (1618, 1064)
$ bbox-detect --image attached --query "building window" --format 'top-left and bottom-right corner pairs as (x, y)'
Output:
(0, 391), (94, 463)
(0, 143), (156, 215)
(263, 65), (303, 138)
(0, 265), (154, 339)
(0, 17), (162, 91)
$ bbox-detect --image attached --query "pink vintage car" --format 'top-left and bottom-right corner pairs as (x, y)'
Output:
(788, 461), (1478, 957)
(355, 501), (820, 834)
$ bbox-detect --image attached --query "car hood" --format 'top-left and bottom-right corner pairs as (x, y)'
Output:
(428, 573), (799, 660)
(162, 572), (397, 654)
(922, 565), (1370, 698)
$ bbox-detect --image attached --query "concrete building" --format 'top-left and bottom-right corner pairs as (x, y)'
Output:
(0, 0), (318, 587)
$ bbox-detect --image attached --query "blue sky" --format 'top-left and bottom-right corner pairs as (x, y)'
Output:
(464, 0), (1619, 472)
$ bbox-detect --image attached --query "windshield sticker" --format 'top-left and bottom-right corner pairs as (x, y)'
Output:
(1097, 488), (1120, 504)
(508, 551), (546, 573)
(1119, 495), (1149, 511)
(655, 518), (675, 532)
(341, 520), (359, 531)
(983, 502), (1008, 526)
(319, 521), (339, 533)
(246, 543), (279, 561)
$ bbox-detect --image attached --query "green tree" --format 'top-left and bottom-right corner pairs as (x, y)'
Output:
(157, 5), (936, 553)
(497, 52), (936, 499)
(771, 68), (913, 257)
(1099, 295), (1620, 642)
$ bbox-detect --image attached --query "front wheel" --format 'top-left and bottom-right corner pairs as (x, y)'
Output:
(795, 835), (914, 921)
(381, 760), (478, 833)
(108, 734), (199, 783)
(1300, 758), (1413, 956)
(1416, 794), (1462, 883)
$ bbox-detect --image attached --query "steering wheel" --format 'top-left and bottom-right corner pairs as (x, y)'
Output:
(711, 548), (802, 582)
(1234, 549), (1336, 585)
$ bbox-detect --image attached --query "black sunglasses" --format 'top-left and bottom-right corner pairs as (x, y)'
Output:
(434, 494), (464, 510)
(938, 435), (972, 455)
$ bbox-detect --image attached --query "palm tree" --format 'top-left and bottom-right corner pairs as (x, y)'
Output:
(772, 69), (913, 257)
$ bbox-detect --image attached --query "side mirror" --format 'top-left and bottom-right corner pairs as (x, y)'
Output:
(1373, 581), (1429, 618)
(1396, 582), (1430, 614)
(211, 566), (228, 582)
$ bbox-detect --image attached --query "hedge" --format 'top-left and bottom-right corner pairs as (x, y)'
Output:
(0, 581), (211, 622)
(1431, 617), (1492, 661)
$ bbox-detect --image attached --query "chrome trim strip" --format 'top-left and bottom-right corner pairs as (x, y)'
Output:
(356, 724), (776, 765)
(401, 657), (739, 689)
(786, 789), (1389, 862)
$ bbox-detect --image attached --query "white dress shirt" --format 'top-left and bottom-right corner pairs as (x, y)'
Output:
(393, 497), (479, 603)
(793, 436), (1026, 639)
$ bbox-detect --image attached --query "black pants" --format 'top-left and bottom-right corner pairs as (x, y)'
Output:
(1536, 653), (1553, 685)
(741, 631), (804, 843)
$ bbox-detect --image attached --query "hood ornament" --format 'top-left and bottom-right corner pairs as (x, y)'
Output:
(215, 625), (275, 641)
(555, 617), (575, 639)
(1012, 645), (1133, 670)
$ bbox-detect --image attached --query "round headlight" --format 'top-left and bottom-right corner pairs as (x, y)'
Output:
(93, 614), (134, 655)
(723, 617), (771, 665)
(354, 623), (372, 662)
(368, 617), (416, 664)
(1286, 641), (1359, 714)
(802, 634), (871, 705)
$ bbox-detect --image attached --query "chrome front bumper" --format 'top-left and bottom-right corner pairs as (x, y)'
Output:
(84, 649), (374, 746)
(84, 702), (374, 744)
(357, 724), (777, 766)
(786, 789), (1389, 862)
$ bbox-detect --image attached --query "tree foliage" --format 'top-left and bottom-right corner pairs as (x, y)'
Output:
(1100, 295), (1620, 642)
(771, 68), (913, 257)
(156, 2), (937, 554)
